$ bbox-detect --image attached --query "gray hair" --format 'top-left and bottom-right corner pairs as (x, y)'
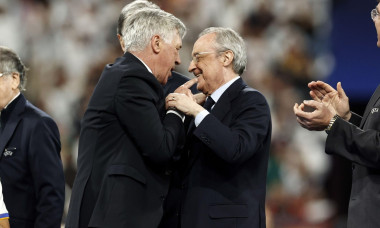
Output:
(199, 27), (247, 75)
(0, 46), (27, 91)
(117, 0), (160, 36)
(122, 8), (186, 52)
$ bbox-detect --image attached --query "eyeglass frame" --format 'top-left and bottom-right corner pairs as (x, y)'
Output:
(0, 72), (11, 78)
(371, 8), (380, 20)
(191, 50), (227, 64)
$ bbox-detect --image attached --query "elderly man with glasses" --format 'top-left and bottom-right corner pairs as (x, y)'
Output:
(0, 46), (64, 228)
(294, 1), (380, 227)
(159, 27), (272, 228)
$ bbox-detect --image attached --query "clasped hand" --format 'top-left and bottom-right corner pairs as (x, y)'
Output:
(166, 78), (206, 117)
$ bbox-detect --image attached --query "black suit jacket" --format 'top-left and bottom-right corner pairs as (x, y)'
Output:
(66, 52), (185, 228)
(326, 85), (380, 228)
(0, 94), (64, 228)
(160, 78), (272, 228)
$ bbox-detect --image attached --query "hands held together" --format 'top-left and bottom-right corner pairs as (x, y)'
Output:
(294, 81), (351, 131)
(166, 78), (207, 117)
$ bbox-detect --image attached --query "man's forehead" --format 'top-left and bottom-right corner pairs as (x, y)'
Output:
(192, 34), (215, 53)
(172, 33), (182, 45)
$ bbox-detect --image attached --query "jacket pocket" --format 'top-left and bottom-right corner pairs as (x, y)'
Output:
(208, 204), (249, 218)
(107, 164), (146, 185)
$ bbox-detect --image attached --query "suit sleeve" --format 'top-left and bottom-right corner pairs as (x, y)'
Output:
(193, 91), (271, 164)
(115, 76), (185, 164)
(28, 117), (65, 227)
(348, 112), (362, 126)
(326, 117), (380, 169)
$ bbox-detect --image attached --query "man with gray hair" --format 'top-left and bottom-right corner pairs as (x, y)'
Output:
(160, 27), (272, 228)
(116, 0), (197, 96)
(66, 7), (190, 228)
(0, 46), (64, 227)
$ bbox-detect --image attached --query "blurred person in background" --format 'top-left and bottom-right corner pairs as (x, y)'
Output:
(160, 27), (271, 228)
(0, 46), (64, 227)
(66, 7), (188, 228)
(294, 1), (380, 227)
(117, 0), (197, 96)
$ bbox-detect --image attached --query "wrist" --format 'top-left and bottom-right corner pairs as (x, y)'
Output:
(325, 114), (339, 134)
(342, 111), (351, 121)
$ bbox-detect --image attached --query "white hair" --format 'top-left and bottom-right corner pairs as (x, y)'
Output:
(117, 0), (160, 36)
(122, 8), (186, 52)
(199, 27), (247, 75)
(0, 46), (27, 91)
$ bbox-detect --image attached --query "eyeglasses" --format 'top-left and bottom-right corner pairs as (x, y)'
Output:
(191, 52), (216, 64)
(0, 73), (10, 78)
(371, 8), (379, 20)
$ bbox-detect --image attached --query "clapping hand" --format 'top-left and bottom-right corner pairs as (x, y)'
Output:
(308, 81), (351, 121)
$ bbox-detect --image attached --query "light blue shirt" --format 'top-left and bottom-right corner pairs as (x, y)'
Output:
(194, 76), (240, 127)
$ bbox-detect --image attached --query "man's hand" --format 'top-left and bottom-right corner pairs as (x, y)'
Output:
(308, 81), (351, 121)
(0, 218), (10, 228)
(166, 93), (204, 117)
(174, 77), (198, 97)
(293, 100), (336, 131)
(193, 93), (206, 105)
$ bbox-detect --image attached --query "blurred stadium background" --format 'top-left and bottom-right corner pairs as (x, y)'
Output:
(0, 0), (379, 227)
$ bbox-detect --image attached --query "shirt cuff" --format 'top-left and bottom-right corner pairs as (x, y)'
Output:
(194, 110), (209, 127)
(167, 110), (185, 122)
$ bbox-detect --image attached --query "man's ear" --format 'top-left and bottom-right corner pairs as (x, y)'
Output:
(151, 35), (161, 54)
(11, 72), (20, 90)
(117, 34), (126, 53)
(222, 50), (234, 67)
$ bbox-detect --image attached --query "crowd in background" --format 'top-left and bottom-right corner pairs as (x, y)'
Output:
(0, 0), (345, 227)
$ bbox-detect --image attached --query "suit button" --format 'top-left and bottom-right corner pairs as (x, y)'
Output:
(181, 183), (186, 189)
(165, 169), (172, 175)
(352, 164), (356, 170)
(160, 195), (165, 201)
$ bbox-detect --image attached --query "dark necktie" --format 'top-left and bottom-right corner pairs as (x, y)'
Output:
(203, 97), (215, 111)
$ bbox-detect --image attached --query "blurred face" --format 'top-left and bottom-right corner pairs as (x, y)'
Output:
(188, 33), (225, 95)
(0, 72), (20, 109)
(156, 33), (182, 85)
(373, 3), (380, 47)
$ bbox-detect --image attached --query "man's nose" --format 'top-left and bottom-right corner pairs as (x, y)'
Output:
(188, 60), (196, 72)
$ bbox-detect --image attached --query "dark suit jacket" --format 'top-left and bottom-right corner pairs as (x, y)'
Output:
(66, 52), (185, 228)
(326, 85), (380, 228)
(160, 78), (272, 228)
(0, 94), (64, 228)
(163, 72), (198, 97)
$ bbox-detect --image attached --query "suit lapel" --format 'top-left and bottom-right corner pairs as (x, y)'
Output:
(360, 85), (380, 128)
(185, 78), (246, 174)
(0, 95), (25, 159)
(211, 78), (245, 121)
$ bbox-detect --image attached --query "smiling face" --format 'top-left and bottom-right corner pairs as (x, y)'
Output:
(188, 33), (225, 95)
(155, 33), (182, 85)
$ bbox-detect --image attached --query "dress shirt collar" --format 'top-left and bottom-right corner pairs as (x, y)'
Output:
(133, 55), (153, 74)
(209, 76), (240, 103)
(3, 92), (20, 110)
